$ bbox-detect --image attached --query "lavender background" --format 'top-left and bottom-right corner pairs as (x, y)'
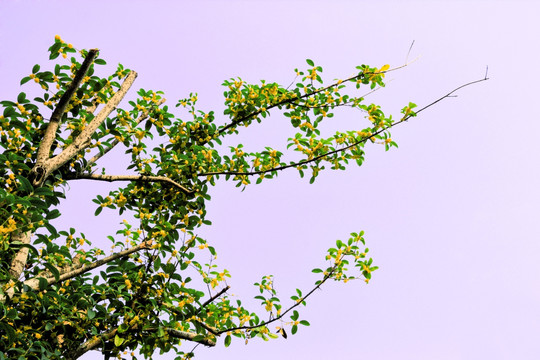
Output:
(1, 1), (539, 359)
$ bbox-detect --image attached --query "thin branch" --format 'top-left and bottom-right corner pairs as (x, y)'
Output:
(218, 63), (409, 135)
(199, 76), (489, 179)
(412, 77), (489, 116)
(87, 98), (166, 168)
(35, 49), (99, 166)
(217, 266), (338, 335)
(195, 286), (231, 315)
(67, 173), (193, 194)
(22, 240), (152, 291)
(161, 286), (230, 336)
(405, 40), (415, 64)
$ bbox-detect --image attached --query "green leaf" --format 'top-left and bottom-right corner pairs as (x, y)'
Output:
(17, 92), (26, 104)
(299, 320), (310, 326)
(118, 323), (129, 333)
(224, 334), (231, 347)
(16, 175), (33, 193)
(46, 209), (61, 220)
(311, 268), (323, 273)
(44, 263), (60, 281)
(88, 309), (96, 320)
(6, 308), (18, 320)
(291, 324), (298, 335)
(114, 334), (124, 347)
(306, 59), (314, 66)
(32, 64), (40, 73)
(94, 59), (107, 65)
(94, 206), (103, 216)
(157, 327), (165, 337)
(20, 77), (31, 85)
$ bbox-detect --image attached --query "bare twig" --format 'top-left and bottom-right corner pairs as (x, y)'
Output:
(405, 40), (415, 64)
(67, 173), (193, 194)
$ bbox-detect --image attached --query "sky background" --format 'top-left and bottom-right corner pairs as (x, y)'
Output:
(1, 1), (540, 359)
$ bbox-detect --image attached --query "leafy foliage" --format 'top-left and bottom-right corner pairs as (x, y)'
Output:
(0, 36), (420, 359)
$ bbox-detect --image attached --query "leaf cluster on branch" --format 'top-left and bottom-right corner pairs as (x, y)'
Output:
(0, 36), (487, 359)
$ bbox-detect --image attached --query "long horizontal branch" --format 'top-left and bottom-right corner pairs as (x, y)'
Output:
(67, 173), (193, 194)
(200, 76), (489, 179)
(23, 240), (152, 291)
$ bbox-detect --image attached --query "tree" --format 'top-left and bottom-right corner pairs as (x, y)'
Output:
(0, 36), (487, 360)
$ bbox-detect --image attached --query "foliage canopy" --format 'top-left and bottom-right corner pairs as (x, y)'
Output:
(0, 36), (485, 359)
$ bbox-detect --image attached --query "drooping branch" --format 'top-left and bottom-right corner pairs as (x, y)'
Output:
(67, 173), (193, 194)
(35, 49), (99, 166)
(86, 98), (166, 168)
(22, 240), (153, 292)
(217, 265), (338, 335)
(200, 76), (489, 179)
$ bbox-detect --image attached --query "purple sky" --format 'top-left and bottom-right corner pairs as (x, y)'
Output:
(1, 1), (540, 359)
